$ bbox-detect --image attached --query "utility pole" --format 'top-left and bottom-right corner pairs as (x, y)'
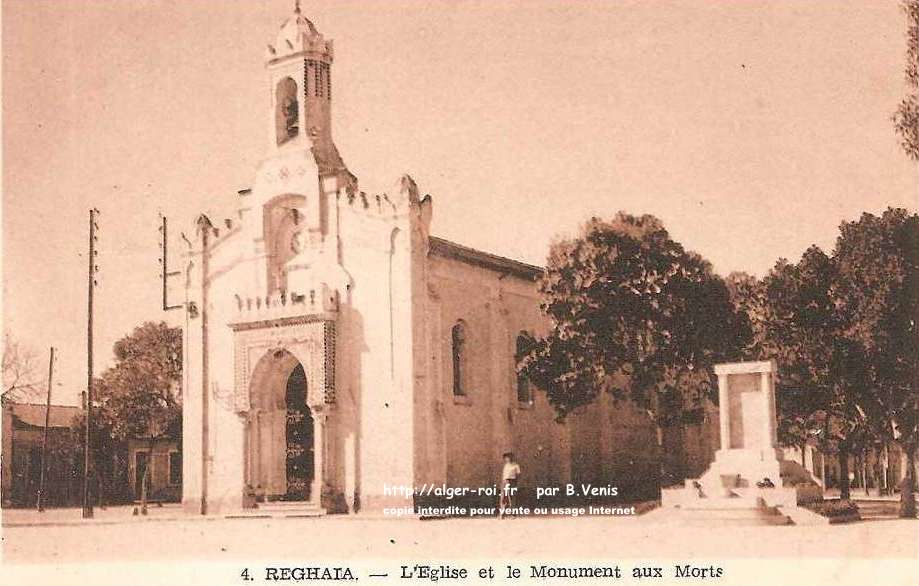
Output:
(36, 346), (55, 512)
(198, 215), (212, 515)
(159, 214), (182, 312)
(83, 208), (99, 519)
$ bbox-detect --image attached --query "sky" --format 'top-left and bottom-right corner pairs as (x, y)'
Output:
(3, 0), (918, 405)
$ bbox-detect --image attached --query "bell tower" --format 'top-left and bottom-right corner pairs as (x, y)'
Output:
(243, 2), (355, 299)
(265, 1), (345, 176)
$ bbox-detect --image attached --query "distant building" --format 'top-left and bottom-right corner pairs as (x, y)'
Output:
(1, 401), (82, 508)
(127, 438), (182, 503)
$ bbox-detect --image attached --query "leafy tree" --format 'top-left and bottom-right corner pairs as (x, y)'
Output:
(727, 269), (823, 465)
(75, 322), (182, 507)
(519, 213), (749, 485)
(725, 272), (769, 360)
(729, 215), (918, 510)
(734, 249), (877, 500)
(98, 321), (182, 443)
(893, 0), (919, 160)
(833, 209), (918, 517)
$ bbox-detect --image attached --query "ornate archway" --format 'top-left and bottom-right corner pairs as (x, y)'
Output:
(246, 348), (325, 504)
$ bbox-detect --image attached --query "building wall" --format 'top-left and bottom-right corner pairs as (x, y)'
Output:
(180, 161), (430, 514)
(1, 406), (12, 503)
(127, 438), (181, 501)
(424, 253), (666, 505)
(425, 255), (570, 495)
(1, 415), (81, 508)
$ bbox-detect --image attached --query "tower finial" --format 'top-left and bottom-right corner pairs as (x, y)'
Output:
(294, 0), (301, 14)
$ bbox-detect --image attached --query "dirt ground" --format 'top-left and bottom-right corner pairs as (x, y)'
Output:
(3, 512), (917, 564)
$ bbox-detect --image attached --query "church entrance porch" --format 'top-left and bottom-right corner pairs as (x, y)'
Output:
(229, 300), (341, 513)
(244, 347), (327, 509)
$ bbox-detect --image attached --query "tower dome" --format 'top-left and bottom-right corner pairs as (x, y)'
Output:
(267, 1), (333, 63)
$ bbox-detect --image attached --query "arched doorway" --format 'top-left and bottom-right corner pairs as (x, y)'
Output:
(247, 349), (316, 503)
(284, 364), (314, 501)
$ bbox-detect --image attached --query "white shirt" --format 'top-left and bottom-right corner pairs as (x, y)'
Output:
(502, 462), (521, 481)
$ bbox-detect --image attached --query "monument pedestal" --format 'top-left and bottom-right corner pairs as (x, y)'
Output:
(658, 361), (824, 526)
(700, 448), (784, 491)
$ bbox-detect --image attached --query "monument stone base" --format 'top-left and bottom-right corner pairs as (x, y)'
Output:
(657, 361), (824, 526)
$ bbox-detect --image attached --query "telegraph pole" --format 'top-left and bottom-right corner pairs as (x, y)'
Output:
(198, 215), (212, 515)
(36, 346), (55, 512)
(83, 208), (99, 519)
(159, 215), (182, 311)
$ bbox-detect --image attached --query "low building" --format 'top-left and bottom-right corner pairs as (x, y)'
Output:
(1, 401), (82, 507)
(126, 438), (182, 503)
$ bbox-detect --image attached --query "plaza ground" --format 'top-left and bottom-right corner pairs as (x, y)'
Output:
(2, 506), (917, 564)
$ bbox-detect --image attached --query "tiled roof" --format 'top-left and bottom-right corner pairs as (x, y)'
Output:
(428, 236), (544, 281)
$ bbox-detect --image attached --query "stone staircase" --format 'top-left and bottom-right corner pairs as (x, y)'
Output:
(226, 500), (325, 519)
(658, 469), (830, 526)
(658, 491), (793, 526)
(851, 498), (911, 520)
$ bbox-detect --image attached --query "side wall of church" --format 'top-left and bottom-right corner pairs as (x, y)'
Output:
(566, 393), (661, 501)
(423, 255), (571, 502)
(182, 225), (254, 514)
(422, 252), (667, 505)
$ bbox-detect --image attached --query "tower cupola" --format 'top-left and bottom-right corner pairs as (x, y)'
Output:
(264, 1), (344, 176)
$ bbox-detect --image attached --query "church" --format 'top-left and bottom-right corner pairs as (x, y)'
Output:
(180, 4), (699, 515)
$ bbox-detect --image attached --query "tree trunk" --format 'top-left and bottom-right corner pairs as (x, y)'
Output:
(141, 437), (155, 515)
(800, 441), (807, 468)
(899, 444), (916, 519)
(838, 446), (851, 501)
(655, 424), (667, 488)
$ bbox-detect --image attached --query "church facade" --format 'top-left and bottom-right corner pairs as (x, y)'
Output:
(180, 6), (684, 515)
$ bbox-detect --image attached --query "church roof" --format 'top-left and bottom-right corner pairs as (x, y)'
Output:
(428, 237), (544, 282)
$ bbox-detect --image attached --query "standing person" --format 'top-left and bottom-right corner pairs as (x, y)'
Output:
(499, 452), (521, 518)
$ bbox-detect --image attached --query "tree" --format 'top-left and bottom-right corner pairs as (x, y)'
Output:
(893, 0), (919, 160)
(726, 270), (820, 465)
(739, 248), (878, 500)
(77, 322), (182, 508)
(98, 321), (182, 443)
(2, 333), (43, 403)
(728, 215), (918, 509)
(518, 213), (749, 485)
(833, 209), (918, 517)
(725, 272), (769, 360)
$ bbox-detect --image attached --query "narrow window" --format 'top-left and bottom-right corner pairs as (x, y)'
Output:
(452, 321), (467, 396)
(516, 332), (533, 404)
(275, 77), (299, 145)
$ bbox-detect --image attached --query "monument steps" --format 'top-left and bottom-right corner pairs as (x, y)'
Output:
(227, 501), (326, 518)
(668, 503), (793, 526)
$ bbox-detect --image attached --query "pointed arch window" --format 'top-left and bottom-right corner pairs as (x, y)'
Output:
(276, 77), (299, 145)
(515, 332), (533, 405)
(451, 321), (467, 396)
